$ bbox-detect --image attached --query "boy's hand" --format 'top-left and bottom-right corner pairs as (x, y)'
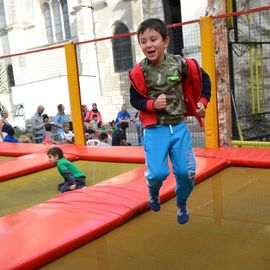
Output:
(196, 102), (206, 118)
(153, 94), (167, 110)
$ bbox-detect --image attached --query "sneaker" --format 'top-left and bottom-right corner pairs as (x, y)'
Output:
(77, 185), (86, 189)
(177, 205), (189, 224)
(148, 193), (160, 212)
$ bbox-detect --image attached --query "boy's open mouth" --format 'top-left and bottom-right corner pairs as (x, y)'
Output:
(147, 49), (156, 56)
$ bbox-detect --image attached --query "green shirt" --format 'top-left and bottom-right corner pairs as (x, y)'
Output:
(141, 53), (188, 125)
(57, 158), (85, 178)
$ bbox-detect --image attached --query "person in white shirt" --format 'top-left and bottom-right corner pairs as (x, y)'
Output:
(60, 122), (74, 144)
(90, 114), (99, 130)
(97, 132), (110, 147)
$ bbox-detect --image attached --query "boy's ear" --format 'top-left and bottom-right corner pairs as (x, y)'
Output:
(164, 36), (170, 48)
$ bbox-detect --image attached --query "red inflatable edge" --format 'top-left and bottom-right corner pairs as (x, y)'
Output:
(0, 152), (77, 182)
(0, 157), (227, 270)
(60, 144), (146, 163)
(194, 147), (270, 168)
(0, 142), (50, 156)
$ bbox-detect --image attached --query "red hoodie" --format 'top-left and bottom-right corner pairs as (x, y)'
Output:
(129, 58), (209, 127)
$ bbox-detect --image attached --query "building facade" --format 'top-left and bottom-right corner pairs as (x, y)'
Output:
(0, 0), (184, 123)
(1, 0), (269, 146)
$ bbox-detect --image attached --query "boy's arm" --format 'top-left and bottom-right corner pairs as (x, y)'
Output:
(196, 69), (211, 118)
(199, 69), (211, 106)
(130, 85), (155, 112)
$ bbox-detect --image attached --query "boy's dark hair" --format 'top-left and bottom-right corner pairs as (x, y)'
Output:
(137, 18), (168, 42)
(57, 104), (63, 111)
(62, 122), (69, 128)
(47, 147), (64, 159)
(119, 122), (129, 130)
(42, 114), (49, 122)
(45, 123), (52, 131)
(99, 132), (108, 141)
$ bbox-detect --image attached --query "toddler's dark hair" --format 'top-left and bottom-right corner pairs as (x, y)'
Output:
(137, 18), (168, 42)
(42, 114), (49, 122)
(45, 123), (52, 131)
(62, 122), (70, 128)
(99, 132), (108, 141)
(47, 147), (64, 159)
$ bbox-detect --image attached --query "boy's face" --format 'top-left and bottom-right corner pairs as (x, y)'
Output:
(138, 28), (169, 65)
(63, 125), (69, 132)
(48, 154), (59, 165)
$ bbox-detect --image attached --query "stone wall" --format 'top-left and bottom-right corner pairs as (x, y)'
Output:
(206, 0), (232, 146)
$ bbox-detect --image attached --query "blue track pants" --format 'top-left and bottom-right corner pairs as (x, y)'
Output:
(143, 122), (196, 206)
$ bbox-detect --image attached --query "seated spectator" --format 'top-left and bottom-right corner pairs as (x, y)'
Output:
(109, 120), (117, 132)
(81, 104), (89, 118)
(42, 114), (49, 123)
(90, 114), (99, 130)
(84, 121), (96, 140)
(43, 123), (58, 144)
(0, 110), (13, 139)
(112, 123), (131, 146)
(60, 122), (74, 144)
(98, 122), (106, 131)
(0, 120), (4, 141)
(114, 104), (132, 129)
(106, 129), (113, 145)
(97, 132), (110, 146)
(84, 103), (103, 123)
(3, 127), (19, 143)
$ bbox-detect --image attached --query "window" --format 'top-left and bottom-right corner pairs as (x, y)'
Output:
(61, 0), (71, 40)
(0, 0), (6, 30)
(44, 2), (54, 44)
(52, 0), (63, 42)
(163, 0), (183, 55)
(7, 65), (15, 87)
(43, 0), (71, 44)
(112, 22), (133, 72)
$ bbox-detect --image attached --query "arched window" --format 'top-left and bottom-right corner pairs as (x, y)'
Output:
(112, 22), (133, 72)
(60, 0), (71, 40)
(52, 0), (63, 42)
(44, 2), (54, 44)
(43, 0), (71, 44)
(0, 0), (6, 30)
